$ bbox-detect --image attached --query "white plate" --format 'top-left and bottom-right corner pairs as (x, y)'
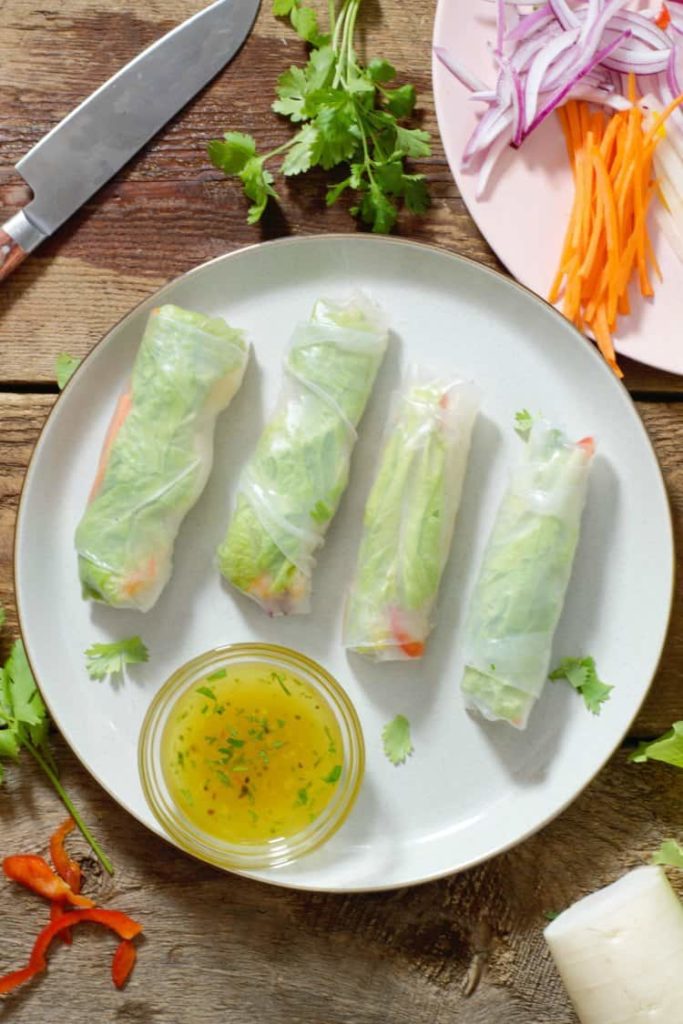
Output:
(15, 235), (673, 892)
(432, 0), (683, 376)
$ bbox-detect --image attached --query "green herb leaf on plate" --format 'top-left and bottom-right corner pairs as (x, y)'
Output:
(549, 656), (613, 715)
(382, 714), (414, 766)
(85, 636), (149, 682)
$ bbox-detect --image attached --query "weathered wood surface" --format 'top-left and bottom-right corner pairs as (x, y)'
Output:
(0, 0), (682, 1021)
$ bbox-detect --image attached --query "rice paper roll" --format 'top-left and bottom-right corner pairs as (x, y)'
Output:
(75, 304), (249, 612)
(344, 369), (480, 660)
(218, 293), (388, 615)
(461, 419), (594, 729)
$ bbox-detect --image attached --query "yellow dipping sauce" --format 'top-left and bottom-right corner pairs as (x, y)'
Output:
(161, 661), (344, 844)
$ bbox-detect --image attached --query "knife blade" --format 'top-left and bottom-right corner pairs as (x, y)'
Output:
(0, 0), (260, 280)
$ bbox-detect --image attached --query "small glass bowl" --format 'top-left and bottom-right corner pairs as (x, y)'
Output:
(138, 643), (365, 872)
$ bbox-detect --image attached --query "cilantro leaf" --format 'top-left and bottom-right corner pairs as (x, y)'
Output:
(382, 714), (414, 766)
(0, 605), (5, 628)
(290, 5), (321, 44)
(367, 58), (396, 84)
(241, 158), (279, 224)
(353, 182), (398, 233)
(272, 0), (295, 13)
(85, 636), (149, 682)
(631, 722), (683, 767)
(514, 409), (534, 441)
(384, 84), (416, 119)
(549, 656), (613, 715)
(55, 353), (81, 390)
(402, 173), (430, 214)
(393, 125), (431, 159)
(653, 839), (683, 868)
(5, 639), (45, 728)
(326, 177), (351, 205)
(281, 124), (320, 176)
(208, 132), (257, 175)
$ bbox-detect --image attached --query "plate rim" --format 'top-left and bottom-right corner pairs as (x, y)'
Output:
(431, 0), (683, 377)
(13, 232), (676, 893)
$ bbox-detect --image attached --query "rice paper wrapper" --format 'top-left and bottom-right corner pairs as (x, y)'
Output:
(75, 304), (249, 612)
(218, 292), (388, 615)
(461, 419), (594, 729)
(344, 368), (481, 660)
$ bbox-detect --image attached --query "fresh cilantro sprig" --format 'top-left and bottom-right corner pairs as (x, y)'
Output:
(631, 722), (683, 767)
(0, 618), (113, 874)
(382, 714), (414, 766)
(55, 352), (81, 390)
(209, 0), (431, 231)
(549, 656), (613, 716)
(653, 839), (683, 868)
(85, 636), (149, 682)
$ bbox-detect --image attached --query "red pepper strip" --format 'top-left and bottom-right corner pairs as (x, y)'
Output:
(389, 608), (425, 659)
(49, 818), (82, 893)
(29, 908), (142, 970)
(3, 855), (94, 909)
(112, 940), (137, 989)
(0, 965), (42, 996)
(656, 4), (671, 29)
(49, 818), (82, 943)
(0, 908), (142, 997)
(50, 901), (73, 946)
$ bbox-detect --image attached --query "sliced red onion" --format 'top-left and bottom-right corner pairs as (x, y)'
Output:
(548, 0), (580, 30)
(525, 27), (581, 124)
(506, 7), (553, 43)
(434, 46), (490, 92)
(668, 43), (683, 96)
(519, 27), (631, 144)
(475, 123), (515, 199)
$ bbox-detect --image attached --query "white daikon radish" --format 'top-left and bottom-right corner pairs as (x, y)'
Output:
(544, 865), (683, 1024)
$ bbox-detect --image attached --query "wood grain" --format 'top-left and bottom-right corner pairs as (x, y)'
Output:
(2, 729), (683, 1023)
(0, 0), (679, 391)
(1, 0), (682, 1020)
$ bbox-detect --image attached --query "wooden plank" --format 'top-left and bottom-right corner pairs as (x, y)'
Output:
(0, 0), (679, 392)
(0, 393), (680, 737)
(2, 731), (683, 1022)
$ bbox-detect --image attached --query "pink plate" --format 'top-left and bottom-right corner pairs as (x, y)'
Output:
(432, 0), (683, 376)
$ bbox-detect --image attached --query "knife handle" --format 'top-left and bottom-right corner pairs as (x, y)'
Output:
(0, 229), (28, 280)
(0, 211), (47, 281)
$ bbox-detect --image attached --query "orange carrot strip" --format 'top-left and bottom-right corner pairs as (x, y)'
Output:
(88, 389), (133, 502)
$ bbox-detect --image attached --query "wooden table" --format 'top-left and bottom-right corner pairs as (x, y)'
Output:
(1, 1), (681, 1020)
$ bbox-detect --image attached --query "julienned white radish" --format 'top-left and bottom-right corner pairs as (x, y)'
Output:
(544, 865), (683, 1023)
(641, 95), (683, 262)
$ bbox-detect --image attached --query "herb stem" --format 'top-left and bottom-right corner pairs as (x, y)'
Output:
(25, 740), (114, 876)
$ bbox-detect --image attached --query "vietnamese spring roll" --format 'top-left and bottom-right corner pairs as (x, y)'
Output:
(544, 866), (683, 1023)
(461, 418), (594, 729)
(75, 304), (249, 612)
(344, 369), (480, 660)
(218, 293), (388, 615)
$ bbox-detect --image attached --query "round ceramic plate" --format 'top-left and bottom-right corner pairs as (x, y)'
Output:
(15, 235), (673, 892)
(432, 0), (683, 376)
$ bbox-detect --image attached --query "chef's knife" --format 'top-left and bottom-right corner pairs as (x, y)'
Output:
(0, 0), (260, 280)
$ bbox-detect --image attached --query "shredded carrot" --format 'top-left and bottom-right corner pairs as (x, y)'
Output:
(550, 86), (683, 376)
